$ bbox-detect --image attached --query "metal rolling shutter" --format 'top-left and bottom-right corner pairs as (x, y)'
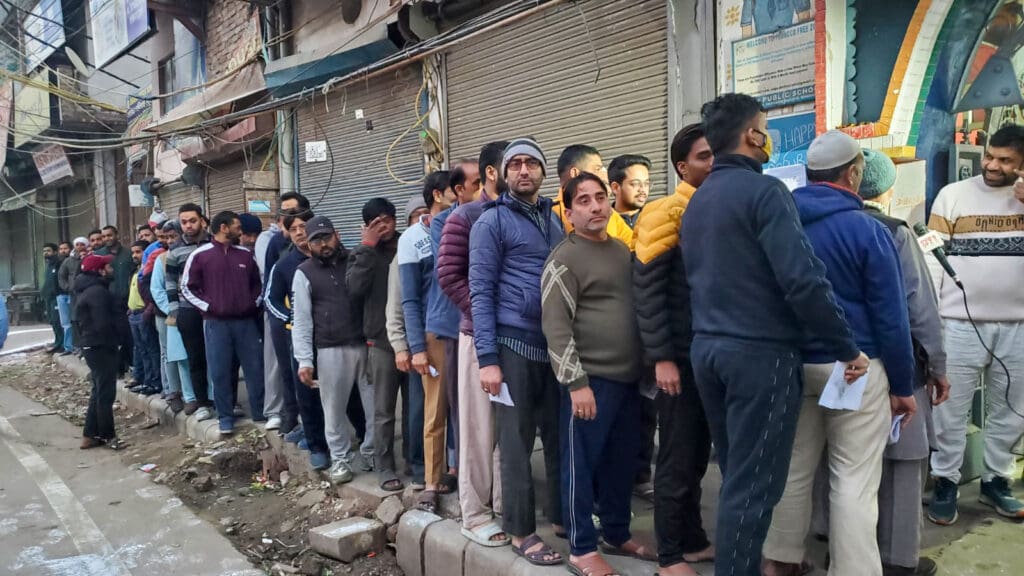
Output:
(206, 158), (250, 216)
(444, 0), (669, 198)
(156, 182), (203, 215)
(296, 64), (425, 244)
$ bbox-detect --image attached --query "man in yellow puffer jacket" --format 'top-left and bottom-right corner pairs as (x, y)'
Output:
(552, 144), (635, 249)
(632, 123), (716, 576)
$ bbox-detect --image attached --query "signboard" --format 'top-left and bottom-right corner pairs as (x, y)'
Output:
(33, 144), (73, 184)
(24, 0), (66, 72)
(0, 82), (12, 168)
(129, 184), (154, 207)
(13, 71), (52, 147)
(90, 0), (151, 67)
(124, 87), (152, 165)
(305, 141), (327, 163)
(765, 112), (816, 169)
(732, 21), (816, 109)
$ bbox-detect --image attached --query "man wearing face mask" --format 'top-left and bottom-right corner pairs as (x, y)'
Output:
(762, 131), (916, 576)
(681, 95), (867, 576)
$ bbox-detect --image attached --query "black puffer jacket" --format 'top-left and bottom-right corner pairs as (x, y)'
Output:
(73, 273), (117, 348)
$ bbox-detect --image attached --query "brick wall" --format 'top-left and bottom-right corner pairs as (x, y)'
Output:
(205, 0), (261, 79)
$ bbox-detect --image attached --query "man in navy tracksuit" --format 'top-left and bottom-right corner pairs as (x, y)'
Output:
(680, 94), (868, 576)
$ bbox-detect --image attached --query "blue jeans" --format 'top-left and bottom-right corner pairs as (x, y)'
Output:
(691, 335), (803, 576)
(128, 311), (160, 389)
(203, 317), (265, 429)
(560, 376), (640, 556)
(56, 295), (72, 351)
(407, 371), (425, 484)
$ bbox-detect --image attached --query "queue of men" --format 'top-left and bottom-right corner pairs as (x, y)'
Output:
(50, 90), (1024, 576)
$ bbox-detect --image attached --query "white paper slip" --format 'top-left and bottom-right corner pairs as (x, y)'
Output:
(888, 414), (905, 445)
(428, 365), (439, 377)
(639, 378), (659, 400)
(488, 382), (515, 407)
(818, 361), (868, 411)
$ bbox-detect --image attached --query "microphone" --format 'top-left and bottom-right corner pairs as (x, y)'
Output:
(912, 223), (962, 288)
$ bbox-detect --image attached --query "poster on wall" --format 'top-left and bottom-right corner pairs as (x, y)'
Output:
(765, 112), (816, 169)
(33, 144), (74, 185)
(732, 21), (816, 108)
(716, 0), (819, 112)
(91, 0), (151, 67)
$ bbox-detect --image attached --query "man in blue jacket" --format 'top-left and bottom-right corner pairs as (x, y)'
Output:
(469, 138), (565, 566)
(680, 94), (869, 576)
(762, 131), (918, 576)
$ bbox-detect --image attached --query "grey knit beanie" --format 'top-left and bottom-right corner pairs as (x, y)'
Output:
(502, 138), (547, 176)
(404, 194), (427, 225)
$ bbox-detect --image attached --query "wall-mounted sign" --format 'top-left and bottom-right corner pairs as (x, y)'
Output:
(306, 141), (327, 163)
(90, 0), (151, 67)
(24, 0), (66, 72)
(33, 144), (73, 185)
(765, 112), (816, 169)
(124, 86), (152, 166)
(13, 71), (52, 147)
(732, 21), (816, 109)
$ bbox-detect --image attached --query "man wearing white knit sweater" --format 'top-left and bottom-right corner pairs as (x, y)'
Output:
(927, 125), (1024, 526)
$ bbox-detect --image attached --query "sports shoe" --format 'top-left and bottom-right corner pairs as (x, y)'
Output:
(979, 476), (1024, 518)
(232, 406), (245, 417)
(927, 477), (959, 525)
(194, 407), (215, 422)
(359, 454), (374, 472)
(183, 401), (199, 415)
(284, 426), (305, 444)
(219, 425), (234, 436)
(309, 451), (330, 471)
(329, 460), (354, 484)
(298, 439), (309, 451)
(139, 386), (161, 396)
(264, 416), (282, 431)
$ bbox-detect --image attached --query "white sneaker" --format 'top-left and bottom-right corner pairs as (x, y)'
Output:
(264, 416), (282, 431)
(194, 407), (214, 421)
(329, 461), (354, 485)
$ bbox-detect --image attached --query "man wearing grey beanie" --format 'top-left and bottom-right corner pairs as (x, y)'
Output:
(469, 137), (566, 565)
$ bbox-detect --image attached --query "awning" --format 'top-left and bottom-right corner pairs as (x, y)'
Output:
(0, 190), (35, 212)
(145, 62), (267, 134)
(263, 39), (400, 98)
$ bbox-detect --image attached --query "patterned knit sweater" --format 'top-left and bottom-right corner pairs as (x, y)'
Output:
(540, 233), (641, 390)
(927, 175), (1024, 321)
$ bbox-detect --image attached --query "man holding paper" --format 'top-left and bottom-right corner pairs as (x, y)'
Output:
(762, 131), (917, 576)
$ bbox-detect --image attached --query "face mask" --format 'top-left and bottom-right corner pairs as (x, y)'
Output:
(754, 129), (773, 160)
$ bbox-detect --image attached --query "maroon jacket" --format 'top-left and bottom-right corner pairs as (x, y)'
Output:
(437, 198), (487, 335)
(182, 239), (262, 319)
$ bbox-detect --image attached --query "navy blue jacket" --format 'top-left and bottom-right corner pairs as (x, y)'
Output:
(469, 193), (564, 368)
(680, 154), (859, 361)
(265, 247), (309, 326)
(793, 182), (914, 396)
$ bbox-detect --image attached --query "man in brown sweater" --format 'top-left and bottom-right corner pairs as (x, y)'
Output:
(541, 171), (649, 576)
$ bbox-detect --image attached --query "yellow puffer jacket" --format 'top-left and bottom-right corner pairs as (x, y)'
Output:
(634, 181), (697, 264)
(632, 180), (698, 362)
(553, 193), (635, 249)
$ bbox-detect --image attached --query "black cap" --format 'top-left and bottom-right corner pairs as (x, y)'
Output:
(305, 215), (336, 241)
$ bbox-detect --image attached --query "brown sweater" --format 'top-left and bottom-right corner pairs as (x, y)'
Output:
(541, 233), (641, 390)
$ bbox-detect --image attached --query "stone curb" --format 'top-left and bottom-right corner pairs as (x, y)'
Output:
(53, 352), (251, 444)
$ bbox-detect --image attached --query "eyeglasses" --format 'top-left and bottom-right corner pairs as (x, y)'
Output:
(308, 236), (330, 246)
(506, 158), (542, 172)
(627, 180), (652, 190)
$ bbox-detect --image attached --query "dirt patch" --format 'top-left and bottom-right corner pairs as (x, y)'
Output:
(1, 353), (404, 576)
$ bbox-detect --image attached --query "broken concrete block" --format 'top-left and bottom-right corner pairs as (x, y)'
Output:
(309, 517), (385, 563)
(375, 495), (405, 526)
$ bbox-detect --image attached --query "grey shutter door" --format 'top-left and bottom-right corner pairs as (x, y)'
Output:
(157, 183), (203, 214)
(207, 158), (249, 216)
(444, 0), (669, 199)
(296, 64), (425, 245)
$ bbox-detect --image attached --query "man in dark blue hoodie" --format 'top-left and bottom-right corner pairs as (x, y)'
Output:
(762, 131), (918, 576)
(680, 94), (868, 576)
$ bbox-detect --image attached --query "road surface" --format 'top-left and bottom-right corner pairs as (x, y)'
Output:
(1, 324), (55, 356)
(0, 382), (264, 576)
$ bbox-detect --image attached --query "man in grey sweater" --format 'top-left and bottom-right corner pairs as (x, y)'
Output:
(541, 172), (649, 575)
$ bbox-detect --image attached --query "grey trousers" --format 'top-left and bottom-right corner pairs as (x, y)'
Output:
(318, 345), (374, 463)
(877, 458), (924, 569)
(263, 314), (283, 418)
(370, 345), (405, 481)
